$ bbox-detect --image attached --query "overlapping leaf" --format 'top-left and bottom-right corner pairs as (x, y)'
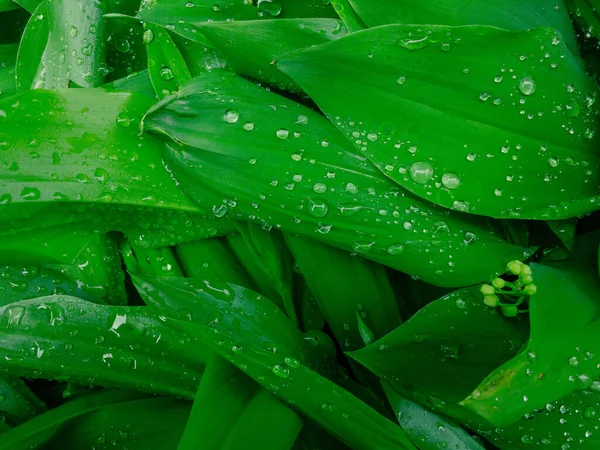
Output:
(278, 25), (600, 219)
(143, 71), (529, 287)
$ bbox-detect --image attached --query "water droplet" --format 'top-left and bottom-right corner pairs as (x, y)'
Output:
(584, 406), (597, 419)
(69, 26), (78, 38)
(345, 182), (358, 194)
(115, 39), (131, 53)
(548, 157), (559, 168)
(20, 187), (40, 200)
(223, 109), (239, 124)
(441, 172), (460, 190)
(397, 76), (407, 85)
(313, 183), (327, 194)
(160, 67), (174, 81)
(1, 305), (25, 327)
(142, 29), (154, 45)
(452, 200), (469, 212)
(212, 204), (229, 218)
(271, 364), (290, 378)
(243, 122), (255, 131)
(116, 113), (130, 127)
(353, 241), (375, 254)
(466, 153), (476, 161)
(409, 162), (434, 184)
(519, 77), (536, 96)
(257, 0), (282, 16)
(386, 244), (405, 255)
(276, 129), (289, 139)
(308, 199), (328, 217)
(454, 298), (466, 309)
(284, 357), (300, 368)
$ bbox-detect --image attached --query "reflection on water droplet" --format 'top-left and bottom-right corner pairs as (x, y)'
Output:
(453, 200), (469, 212)
(353, 241), (375, 254)
(212, 204), (228, 218)
(276, 129), (289, 139)
(313, 183), (327, 194)
(409, 162), (434, 184)
(386, 244), (405, 255)
(548, 157), (559, 168)
(143, 29), (154, 44)
(519, 77), (536, 96)
(308, 198), (328, 217)
(20, 187), (40, 200)
(441, 172), (460, 190)
(223, 109), (239, 124)
(397, 76), (406, 85)
(160, 67), (174, 81)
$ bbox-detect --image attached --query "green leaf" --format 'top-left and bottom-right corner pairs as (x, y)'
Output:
(227, 224), (297, 324)
(286, 234), (400, 350)
(103, 70), (156, 98)
(277, 25), (600, 220)
(546, 218), (578, 252)
(346, 0), (578, 53)
(0, 44), (17, 99)
(462, 264), (600, 426)
(33, 0), (107, 88)
(0, 375), (46, 424)
(133, 275), (417, 450)
(0, 389), (147, 450)
(0, 87), (205, 236)
(42, 395), (191, 450)
(15, 2), (48, 92)
(137, 0), (336, 42)
(220, 390), (303, 450)
(143, 71), (529, 287)
(104, 13), (149, 84)
(329, 0), (365, 32)
(178, 355), (259, 450)
(0, 296), (207, 397)
(349, 285), (529, 410)
(383, 383), (485, 450)
(196, 19), (347, 92)
(0, 231), (127, 305)
(0, 0), (19, 12)
(144, 22), (191, 99)
(13, 0), (39, 13)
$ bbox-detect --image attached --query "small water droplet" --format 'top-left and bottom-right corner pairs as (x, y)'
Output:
(160, 67), (174, 81)
(271, 364), (290, 378)
(386, 244), (405, 255)
(276, 129), (289, 139)
(142, 29), (154, 45)
(20, 187), (40, 200)
(223, 109), (239, 124)
(308, 198), (328, 217)
(243, 122), (255, 131)
(313, 183), (327, 194)
(69, 26), (78, 38)
(396, 76), (407, 85)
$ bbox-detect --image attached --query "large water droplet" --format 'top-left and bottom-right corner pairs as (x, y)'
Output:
(519, 77), (536, 96)
(20, 187), (40, 200)
(223, 109), (239, 124)
(441, 172), (460, 190)
(308, 198), (328, 217)
(160, 67), (174, 81)
(409, 161), (434, 184)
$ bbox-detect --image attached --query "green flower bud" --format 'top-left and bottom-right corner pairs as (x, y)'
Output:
(483, 295), (499, 307)
(480, 284), (495, 295)
(492, 278), (506, 289)
(521, 274), (534, 285)
(524, 284), (537, 295)
(520, 264), (532, 276)
(507, 260), (522, 275)
(501, 304), (518, 317)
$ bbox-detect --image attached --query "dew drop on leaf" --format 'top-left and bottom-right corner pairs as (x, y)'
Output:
(519, 77), (536, 96)
(409, 161), (434, 184)
(223, 109), (239, 124)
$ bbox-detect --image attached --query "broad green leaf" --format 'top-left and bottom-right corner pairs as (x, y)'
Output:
(286, 235), (400, 350)
(13, 0), (39, 12)
(0, 296), (207, 397)
(143, 71), (529, 287)
(277, 25), (600, 220)
(0, 264), (101, 305)
(124, 240), (185, 278)
(196, 19), (347, 92)
(330, 0), (365, 32)
(296, 277), (326, 333)
(227, 224), (297, 323)
(35, 0), (106, 88)
(347, 0), (578, 53)
(221, 390), (303, 450)
(176, 238), (251, 284)
(462, 264), (600, 426)
(0, 0), (18, 12)
(349, 285), (529, 411)
(178, 355), (259, 450)
(0, 44), (17, 99)
(137, 0), (336, 42)
(383, 383), (485, 450)
(15, 2), (48, 92)
(0, 8), (29, 44)
(104, 13), (148, 83)
(103, 70), (156, 98)
(0, 87), (204, 236)
(145, 22), (191, 99)
(133, 275), (417, 450)
(546, 218), (577, 251)
(0, 375), (46, 425)
(42, 396), (190, 450)
(171, 33), (227, 77)
(0, 389), (147, 450)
